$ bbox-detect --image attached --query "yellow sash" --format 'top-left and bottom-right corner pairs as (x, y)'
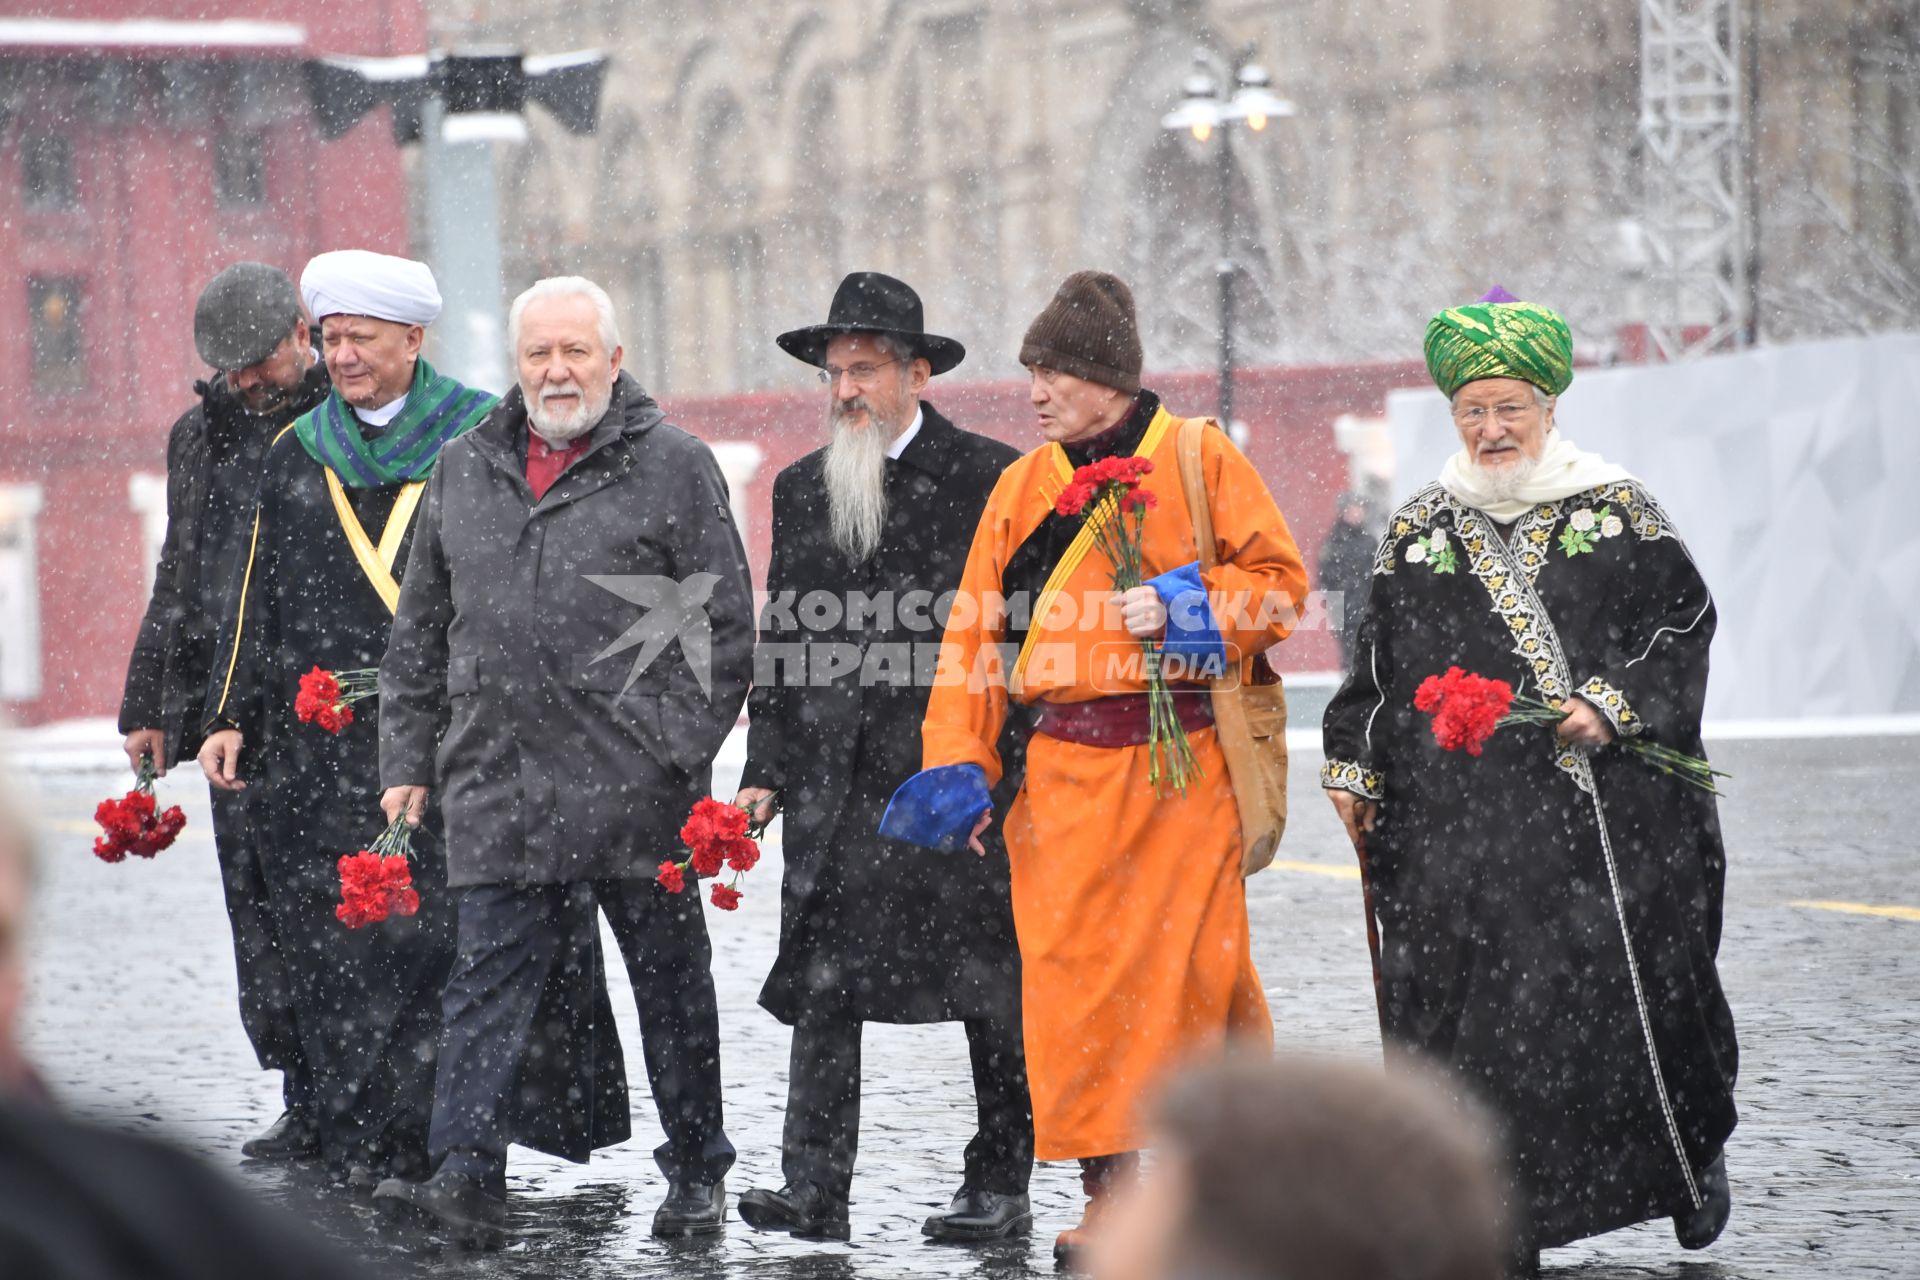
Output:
(1009, 406), (1176, 695)
(323, 469), (426, 614)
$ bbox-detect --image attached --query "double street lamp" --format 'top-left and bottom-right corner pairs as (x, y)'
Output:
(1160, 52), (1294, 430)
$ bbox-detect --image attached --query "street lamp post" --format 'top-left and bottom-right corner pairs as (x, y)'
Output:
(1160, 53), (1293, 429)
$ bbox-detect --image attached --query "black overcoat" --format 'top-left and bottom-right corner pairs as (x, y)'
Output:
(120, 364), (330, 764)
(1322, 479), (1738, 1250)
(203, 423), (456, 1170)
(741, 403), (1027, 1025)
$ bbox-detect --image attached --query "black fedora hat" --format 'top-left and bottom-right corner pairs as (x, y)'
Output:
(776, 271), (966, 375)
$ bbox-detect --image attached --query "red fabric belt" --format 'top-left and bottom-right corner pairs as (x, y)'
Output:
(1034, 692), (1214, 748)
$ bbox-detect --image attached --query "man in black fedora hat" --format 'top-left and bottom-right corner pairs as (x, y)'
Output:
(734, 271), (1034, 1243)
(117, 262), (329, 1160)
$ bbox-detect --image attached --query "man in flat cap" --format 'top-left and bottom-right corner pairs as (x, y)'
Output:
(733, 272), (1033, 1243)
(197, 249), (496, 1191)
(885, 270), (1308, 1266)
(1322, 288), (1736, 1272)
(118, 261), (329, 1161)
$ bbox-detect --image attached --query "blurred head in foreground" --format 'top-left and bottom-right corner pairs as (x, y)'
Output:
(1090, 1053), (1507, 1280)
(0, 768), (35, 1097)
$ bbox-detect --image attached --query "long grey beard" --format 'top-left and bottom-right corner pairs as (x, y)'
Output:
(1469, 450), (1541, 503)
(824, 415), (890, 562)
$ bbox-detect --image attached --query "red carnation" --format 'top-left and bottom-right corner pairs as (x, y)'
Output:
(295, 665), (377, 735)
(721, 833), (760, 874)
(709, 882), (742, 912)
(656, 860), (686, 893)
(335, 850), (420, 928)
(92, 761), (187, 863)
(1123, 489), (1158, 515)
(1413, 667), (1517, 756)
(687, 841), (726, 879)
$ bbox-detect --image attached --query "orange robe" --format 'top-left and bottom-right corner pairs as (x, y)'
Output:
(921, 404), (1308, 1159)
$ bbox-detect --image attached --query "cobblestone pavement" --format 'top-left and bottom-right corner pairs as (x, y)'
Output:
(14, 731), (1920, 1278)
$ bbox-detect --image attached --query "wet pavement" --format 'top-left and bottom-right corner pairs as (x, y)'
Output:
(14, 730), (1920, 1278)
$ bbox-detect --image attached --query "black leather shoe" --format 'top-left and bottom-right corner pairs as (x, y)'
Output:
(923, 1188), (1032, 1242)
(737, 1182), (850, 1241)
(1674, 1152), (1732, 1249)
(241, 1108), (319, 1161)
(653, 1178), (726, 1237)
(373, 1170), (507, 1249)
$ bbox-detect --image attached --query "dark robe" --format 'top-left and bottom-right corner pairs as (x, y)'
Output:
(741, 403), (1026, 1025)
(203, 424), (456, 1175)
(1322, 479), (1738, 1250)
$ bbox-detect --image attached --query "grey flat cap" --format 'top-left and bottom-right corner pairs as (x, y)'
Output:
(194, 262), (302, 371)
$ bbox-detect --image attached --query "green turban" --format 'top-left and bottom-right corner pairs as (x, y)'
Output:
(1423, 293), (1574, 399)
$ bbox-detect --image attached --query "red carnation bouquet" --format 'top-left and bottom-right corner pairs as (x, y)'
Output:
(92, 754), (187, 863)
(1053, 455), (1197, 796)
(295, 666), (378, 735)
(1414, 666), (1726, 792)
(336, 817), (422, 928)
(656, 796), (773, 911)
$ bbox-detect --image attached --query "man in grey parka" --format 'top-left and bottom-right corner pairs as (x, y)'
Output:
(371, 276), (753, 1244)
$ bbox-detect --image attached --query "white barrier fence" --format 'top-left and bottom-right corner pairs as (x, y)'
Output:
(1387, 333), (1920, 722)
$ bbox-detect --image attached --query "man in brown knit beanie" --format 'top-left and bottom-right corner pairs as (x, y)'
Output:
(884, 270), (1309, 1267)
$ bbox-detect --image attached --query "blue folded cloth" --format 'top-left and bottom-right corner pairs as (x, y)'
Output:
(879, 764), (992, 853)
(1145, 561), (1226, 663)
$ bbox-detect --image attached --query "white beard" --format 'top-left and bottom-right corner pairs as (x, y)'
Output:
(1467, 449), (1542, 503)
(527, 379), (612, 443)
(824, 400), (892, 562)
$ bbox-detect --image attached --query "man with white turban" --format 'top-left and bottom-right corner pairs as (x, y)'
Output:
(196, 249), (496, 1193)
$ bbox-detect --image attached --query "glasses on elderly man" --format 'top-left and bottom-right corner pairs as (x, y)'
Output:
(818, 357), (903, 385)
(1451, 401), (1540, 427)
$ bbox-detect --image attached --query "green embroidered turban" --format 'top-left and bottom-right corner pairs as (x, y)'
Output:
(1423, 287), (1574, 399)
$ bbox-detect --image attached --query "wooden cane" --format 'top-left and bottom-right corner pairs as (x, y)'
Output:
(1349, 827), (1390, 1049)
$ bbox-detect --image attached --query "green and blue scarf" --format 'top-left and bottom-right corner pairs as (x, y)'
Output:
(293, 357), (497, 487)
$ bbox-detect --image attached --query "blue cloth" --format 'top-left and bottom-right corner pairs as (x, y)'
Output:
(1146, 561), (1227, 664)
(880, 764), (992, 853)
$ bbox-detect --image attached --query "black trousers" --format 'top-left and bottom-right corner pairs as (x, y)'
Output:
(208, 787), (307, 1110)
(784, 1014), (1033, 1203)
(429, 880), (734, 1186)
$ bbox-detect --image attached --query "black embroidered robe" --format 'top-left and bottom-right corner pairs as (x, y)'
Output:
(1321, 478), (1738, 1250)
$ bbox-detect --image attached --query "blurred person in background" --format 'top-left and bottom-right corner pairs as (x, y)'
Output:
(1322, 289), (1736, 1273)
(1317, 491), (1375, 674)
(198, 250), (497, 1194)
(735, 273), (1033, 1244)
(117, 263), (329, 1160)
(1087, 1053), (1507, 1280)
(0, 769), (368, 1279)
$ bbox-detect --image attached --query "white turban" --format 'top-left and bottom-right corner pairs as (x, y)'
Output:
(300, 250), (442, 327)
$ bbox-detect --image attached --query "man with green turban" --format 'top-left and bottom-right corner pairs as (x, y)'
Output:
(1322, 288), (1738, 1272)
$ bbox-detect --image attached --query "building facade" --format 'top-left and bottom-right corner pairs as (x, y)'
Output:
(459, 0), (1917, 398)
(0, 3), (422, 725)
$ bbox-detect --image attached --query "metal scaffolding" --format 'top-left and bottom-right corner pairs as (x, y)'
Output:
(1638, 0), (1751, 359)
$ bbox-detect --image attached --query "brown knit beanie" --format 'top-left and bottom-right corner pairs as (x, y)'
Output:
(1019, 270), (1143, 394)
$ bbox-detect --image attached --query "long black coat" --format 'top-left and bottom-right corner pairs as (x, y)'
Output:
(380, 372), (756, 886)
(1322, 479), (1738, 1250)
(120, 364), (330, 764)
(204, 422), (457, 1170)
(742, 403), (1026, 1025)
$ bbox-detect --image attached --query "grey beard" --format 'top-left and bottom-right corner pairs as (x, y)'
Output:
(824, 412), (891, 562)
(1469, 450), (1541, 502)
(527, 381), (612, 443)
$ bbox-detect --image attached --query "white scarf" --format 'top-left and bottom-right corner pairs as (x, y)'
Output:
(1437, 429), (1635, 523)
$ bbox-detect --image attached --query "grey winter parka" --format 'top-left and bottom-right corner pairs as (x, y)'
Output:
(379, 372), (755, 887)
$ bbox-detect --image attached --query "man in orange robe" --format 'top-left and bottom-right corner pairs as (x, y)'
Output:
(882, 271), (1308, 1266)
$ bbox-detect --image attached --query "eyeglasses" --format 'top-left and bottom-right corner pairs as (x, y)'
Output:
(1451, 402), (1539, 427)
(818, 357), (902, 385)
